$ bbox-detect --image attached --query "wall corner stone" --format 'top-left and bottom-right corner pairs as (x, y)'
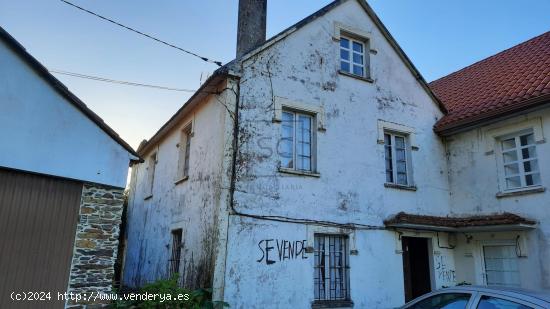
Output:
(66, 183), (125, 307)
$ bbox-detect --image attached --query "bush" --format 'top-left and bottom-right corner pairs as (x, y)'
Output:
(114, 274), (229, 308)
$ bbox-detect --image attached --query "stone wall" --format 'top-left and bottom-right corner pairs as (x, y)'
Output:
(66, 183), (124, 307)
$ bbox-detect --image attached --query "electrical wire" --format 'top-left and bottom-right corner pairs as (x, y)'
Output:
(59, 0), (223, 66)
(49, 69), (197, 92)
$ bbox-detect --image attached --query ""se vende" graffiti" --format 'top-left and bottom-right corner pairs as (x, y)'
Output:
(257, 239), (308, 265)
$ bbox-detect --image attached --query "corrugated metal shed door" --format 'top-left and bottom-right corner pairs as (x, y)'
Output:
(0, 169), (82, 309)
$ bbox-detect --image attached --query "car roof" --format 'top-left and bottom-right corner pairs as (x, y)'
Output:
(441, 285), (550, 303)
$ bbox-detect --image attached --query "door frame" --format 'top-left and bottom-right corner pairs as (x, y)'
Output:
(401, 236), (435, 301)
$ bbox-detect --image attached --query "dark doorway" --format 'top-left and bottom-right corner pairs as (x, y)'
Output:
(402, 237), (432, 302)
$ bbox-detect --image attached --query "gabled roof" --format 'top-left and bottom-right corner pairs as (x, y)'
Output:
(238, 0), (446, 114)
(0, 26), (140, 160)
(431, 31), (550, 135)
(138, 0), (448, 155)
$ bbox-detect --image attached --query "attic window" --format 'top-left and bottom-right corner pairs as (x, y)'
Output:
(339, 33), (370, 79)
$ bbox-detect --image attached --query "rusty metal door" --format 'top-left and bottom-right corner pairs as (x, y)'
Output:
(0, 168), (82, 309)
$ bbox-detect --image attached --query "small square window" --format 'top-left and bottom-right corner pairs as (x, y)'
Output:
(339, 35), (368, 78)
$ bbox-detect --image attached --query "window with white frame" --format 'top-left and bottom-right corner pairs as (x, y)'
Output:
(384, 133), (409, 185)
(314, 234), (350, 301)
(280, 110), (315, 172)
(500, 130), (541, 190)
(145, 153), (156, 197)
(178, 125), (192, 179)
(482, 244), (520, 287)
(340, 35), (367, 77)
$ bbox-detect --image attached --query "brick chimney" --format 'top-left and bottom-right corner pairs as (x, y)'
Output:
(236, 0), (267, 58)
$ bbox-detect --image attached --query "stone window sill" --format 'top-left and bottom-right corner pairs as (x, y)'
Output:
(144, 194), (153, 200)
(278, 167), (320, 178)
(384, 183), (417, 191)
(174, 175), (189, 185)
(338, 70), (373, 83)
(496, 186), (546, 198)
(312, 300), (353, 309)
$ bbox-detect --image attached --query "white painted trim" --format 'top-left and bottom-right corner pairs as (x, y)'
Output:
(377, 120), (417, 147)
(306, 225), (356, 252)
(273, 96), (326, 131)
(484, 117), (545, 154)
(474, 239), (518, 286)
(332, 21), (374, 51)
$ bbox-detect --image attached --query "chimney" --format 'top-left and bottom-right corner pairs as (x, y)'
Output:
(236, 0), (267, 58)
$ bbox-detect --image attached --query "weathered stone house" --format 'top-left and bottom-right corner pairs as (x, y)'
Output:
(123, 0), (550, 308)
(0, 26), (139, 308)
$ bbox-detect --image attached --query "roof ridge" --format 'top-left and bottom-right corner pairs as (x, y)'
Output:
(430, 30), (550, 85)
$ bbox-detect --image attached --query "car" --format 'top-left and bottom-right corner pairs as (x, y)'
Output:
(400, 285), (550, 309)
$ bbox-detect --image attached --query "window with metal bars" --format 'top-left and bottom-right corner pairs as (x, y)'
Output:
(168, 229), (182, 277)
(385, 133), (409, 185)
(280, 110), (314, 172)
(500, 131), (541, 190)
(314, 234), (350, 301)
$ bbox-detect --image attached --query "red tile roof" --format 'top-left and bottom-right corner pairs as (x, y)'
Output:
(430, 31), (550, 135)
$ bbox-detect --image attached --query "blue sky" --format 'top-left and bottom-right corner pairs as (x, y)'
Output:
(1, 0), (549, 148)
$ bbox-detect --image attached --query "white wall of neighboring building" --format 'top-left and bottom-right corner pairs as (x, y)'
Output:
(0, 39), (132, 188)
(446, 107), (550, 289)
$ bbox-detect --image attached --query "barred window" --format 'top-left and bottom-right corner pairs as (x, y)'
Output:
(168, 229), (182, 277)
(314, 234), (350, 301)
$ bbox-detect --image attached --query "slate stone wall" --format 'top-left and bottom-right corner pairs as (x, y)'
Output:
(66, 183), (124, 307)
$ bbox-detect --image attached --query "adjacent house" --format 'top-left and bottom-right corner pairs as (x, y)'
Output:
(0, 26), (139, 308)
(123, 0), (550, 308)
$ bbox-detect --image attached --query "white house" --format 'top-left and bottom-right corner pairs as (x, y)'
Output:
(122, 0), (550, 308)
(0, 26), (139, 308)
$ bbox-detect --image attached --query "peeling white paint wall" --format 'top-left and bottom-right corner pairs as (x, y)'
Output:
(123, 0), (550, 307)
(446, 108), (550, 290)
(225, 0), (452, 307)
(0, 39), (132, 188)
(123, 81), (236, 288)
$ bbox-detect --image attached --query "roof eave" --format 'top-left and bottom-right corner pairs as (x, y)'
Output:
(0, 26), (140, 160)
(435, 94), (550, 136)
(235, 0), (447, 115)
(137, 68), (239, 157)
(356, 0), (447, 114)
(386, 223), (537, 233)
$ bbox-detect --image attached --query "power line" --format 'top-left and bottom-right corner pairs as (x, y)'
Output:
(49, 69), (197, 92)
(59, 0), (223, 67)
